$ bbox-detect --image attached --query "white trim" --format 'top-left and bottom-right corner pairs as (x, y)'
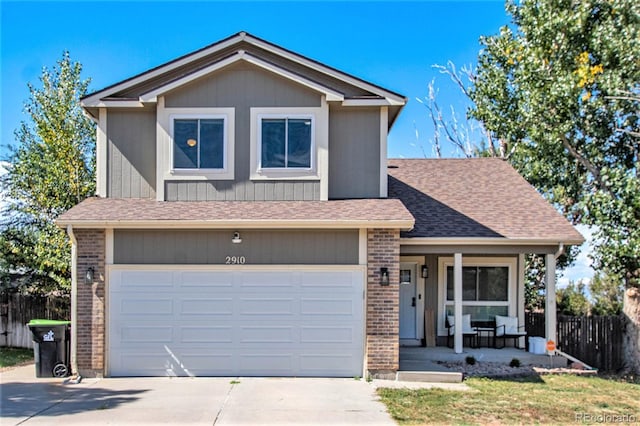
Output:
(249, 106), (327, 191)
(105, 229), (114, 265)
(400, 255), (427, 344)
(358, 229), (367, 265)
(96, 108), (108, 197)
(545, 253), (557, 347)
(158, 106), (236, 184)
(400, 237), (585, 246)
(58, 219), (415, 230)
(155, 97), (165, 201)
(379, 107), (388, 198)
(66, 226), (78, 375)
(437, 256), (518, 339)
(453, 253), (463, 353)
(342, 99), (403, 106)
(139, 52), (344, 103)
(517, 253), (526, 347)
(84, 100), (145, 108)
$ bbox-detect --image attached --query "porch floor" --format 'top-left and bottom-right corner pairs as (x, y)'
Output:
(400, 346), (567, 372)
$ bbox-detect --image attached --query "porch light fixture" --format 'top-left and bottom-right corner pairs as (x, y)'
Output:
(85, 267), (94, 285)
(380, 267), (389, 286)
(232, 231), (242, 244)
(186, 138), (197, 147)
(421, 265), (429, 279)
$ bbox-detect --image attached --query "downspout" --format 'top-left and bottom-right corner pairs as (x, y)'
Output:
(555, 242), (565, 259)
(67, 225), (79, 377)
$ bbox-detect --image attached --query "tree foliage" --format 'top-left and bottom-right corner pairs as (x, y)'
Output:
(590, 272), (624, 315)
(0, 52), (95, 292)
(470, 0), (640, 288)
(557, 281), (591, 316)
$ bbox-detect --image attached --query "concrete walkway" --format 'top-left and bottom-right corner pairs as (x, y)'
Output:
(1, 364), (465, 425)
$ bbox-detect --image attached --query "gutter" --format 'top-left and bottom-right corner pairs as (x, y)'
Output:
(66, 225), (79, 377)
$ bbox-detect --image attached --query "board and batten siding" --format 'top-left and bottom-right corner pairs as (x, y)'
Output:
(163, 61), (321, 201)
(107, 109), (157, 198)
(113, 229), (359, 264)
(328, 106), (381, 199)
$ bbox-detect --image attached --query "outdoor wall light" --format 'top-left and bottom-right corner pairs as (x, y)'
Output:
(85, 267), (95, 285)
(186, 138), (197, 147)
(421, 265), (429, 279)
(232, 231), (242, 244)
(380, 267), (390, 286)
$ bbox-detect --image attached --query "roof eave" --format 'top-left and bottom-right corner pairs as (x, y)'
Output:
(400, 236), (585, 246)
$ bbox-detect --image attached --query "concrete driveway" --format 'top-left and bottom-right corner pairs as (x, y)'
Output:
(1, 364), (396, 425)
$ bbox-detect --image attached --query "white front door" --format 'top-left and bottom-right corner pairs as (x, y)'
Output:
(108, 266), (365, 377)
(399, 263), (417, 339)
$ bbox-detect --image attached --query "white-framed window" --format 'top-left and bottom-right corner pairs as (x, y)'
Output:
(158, 106), (235, 183)
(438, 257), (517, 335)
(171, 116), (226, 170)
(250, 107), (325, 182)
(259, 115), (314, 170)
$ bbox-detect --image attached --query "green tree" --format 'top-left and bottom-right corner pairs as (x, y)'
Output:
(0, 52), (95, 292)
(469, 0), (639, 372)
(590, 272), (624, 315)
(557, 281), (591, 316)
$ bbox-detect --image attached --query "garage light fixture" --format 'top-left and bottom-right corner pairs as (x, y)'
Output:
(232, 231), (242, 244)
(85, 267), (95, 284)
(421, 265), (429, 279)
(380, 267), (389, 286)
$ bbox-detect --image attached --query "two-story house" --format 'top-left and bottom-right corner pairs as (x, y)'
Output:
(58, 32), (582, 379)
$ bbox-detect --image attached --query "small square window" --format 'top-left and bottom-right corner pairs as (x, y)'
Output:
(173, 118), (224, 170)
(260, 117), (312, 169)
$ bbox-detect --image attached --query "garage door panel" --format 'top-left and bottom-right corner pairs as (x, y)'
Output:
(179, 271), (233, 287)
(180, 326), (233, 343)
(180, 298), (233, 315)
(109, 268), (364, 377)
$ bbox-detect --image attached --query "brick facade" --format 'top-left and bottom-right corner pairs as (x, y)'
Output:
(366, 228), (400, 375)
(74, 229), (105, 377)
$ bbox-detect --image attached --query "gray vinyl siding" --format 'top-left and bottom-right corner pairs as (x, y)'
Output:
(164, 61), (321, 201)
(114, 229), (359, 264)
(108, 109), (156, 198)
(165, 180), (320, 201)
(328, 106), (381, 199)
(115, 42), (374, 99)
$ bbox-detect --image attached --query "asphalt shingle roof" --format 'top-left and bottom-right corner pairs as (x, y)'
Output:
(57, 198), (415, 229)
(388, 158), (583, 243)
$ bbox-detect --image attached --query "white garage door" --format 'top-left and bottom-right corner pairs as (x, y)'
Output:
(108, 267), (365, 377)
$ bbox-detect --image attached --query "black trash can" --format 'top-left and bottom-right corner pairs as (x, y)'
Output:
(28, 319), (71, 378)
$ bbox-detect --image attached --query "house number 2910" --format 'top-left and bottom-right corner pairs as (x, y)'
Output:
(225, 256), (246, 265)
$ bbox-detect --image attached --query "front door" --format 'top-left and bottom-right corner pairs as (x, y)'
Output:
(399, 263), (417, 339)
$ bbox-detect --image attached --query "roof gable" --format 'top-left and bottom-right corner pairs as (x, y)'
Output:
(82, 32), (406, 110)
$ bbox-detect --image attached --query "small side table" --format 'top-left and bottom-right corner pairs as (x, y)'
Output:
(476, 327), (495, 348)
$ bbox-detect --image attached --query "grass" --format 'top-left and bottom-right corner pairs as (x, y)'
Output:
(0, 347), (34, 368)
(378, 375), (640, 425)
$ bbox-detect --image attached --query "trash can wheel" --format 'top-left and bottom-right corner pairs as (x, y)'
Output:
(52, 363), (68, 378)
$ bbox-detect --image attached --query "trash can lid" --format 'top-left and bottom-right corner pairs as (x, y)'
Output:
(28, 319), (71, 326)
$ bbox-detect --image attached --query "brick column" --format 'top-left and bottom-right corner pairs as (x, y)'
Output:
(366, 228), (400, 377)
(75, 229), (105, 377)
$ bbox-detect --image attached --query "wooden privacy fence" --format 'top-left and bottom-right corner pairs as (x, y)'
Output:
(0, 292), (70, 348)
(525, 312), (626, 372)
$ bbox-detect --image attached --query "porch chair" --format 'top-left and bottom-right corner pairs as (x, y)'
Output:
(446, 314), (478, 348)
(494, 315), (527, 349)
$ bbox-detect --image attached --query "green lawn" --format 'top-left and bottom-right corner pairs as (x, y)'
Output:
(0, 347), (34, 368)
(378, 375), (640, 425)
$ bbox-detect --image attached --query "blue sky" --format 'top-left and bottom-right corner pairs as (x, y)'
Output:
(0, 0), (593, 284)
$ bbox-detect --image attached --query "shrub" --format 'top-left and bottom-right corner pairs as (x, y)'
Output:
(466, 356), (476, 365)
(510, 358), (521, 368)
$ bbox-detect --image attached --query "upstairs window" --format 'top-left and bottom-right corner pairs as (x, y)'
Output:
(260, 116), (313, 169)
(173, 118), (225, 170)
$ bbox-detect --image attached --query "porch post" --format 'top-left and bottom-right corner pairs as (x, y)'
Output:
(453, 253), (463, 353)
(545, 253), (557, 346)
(517, 254), (526, 348)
